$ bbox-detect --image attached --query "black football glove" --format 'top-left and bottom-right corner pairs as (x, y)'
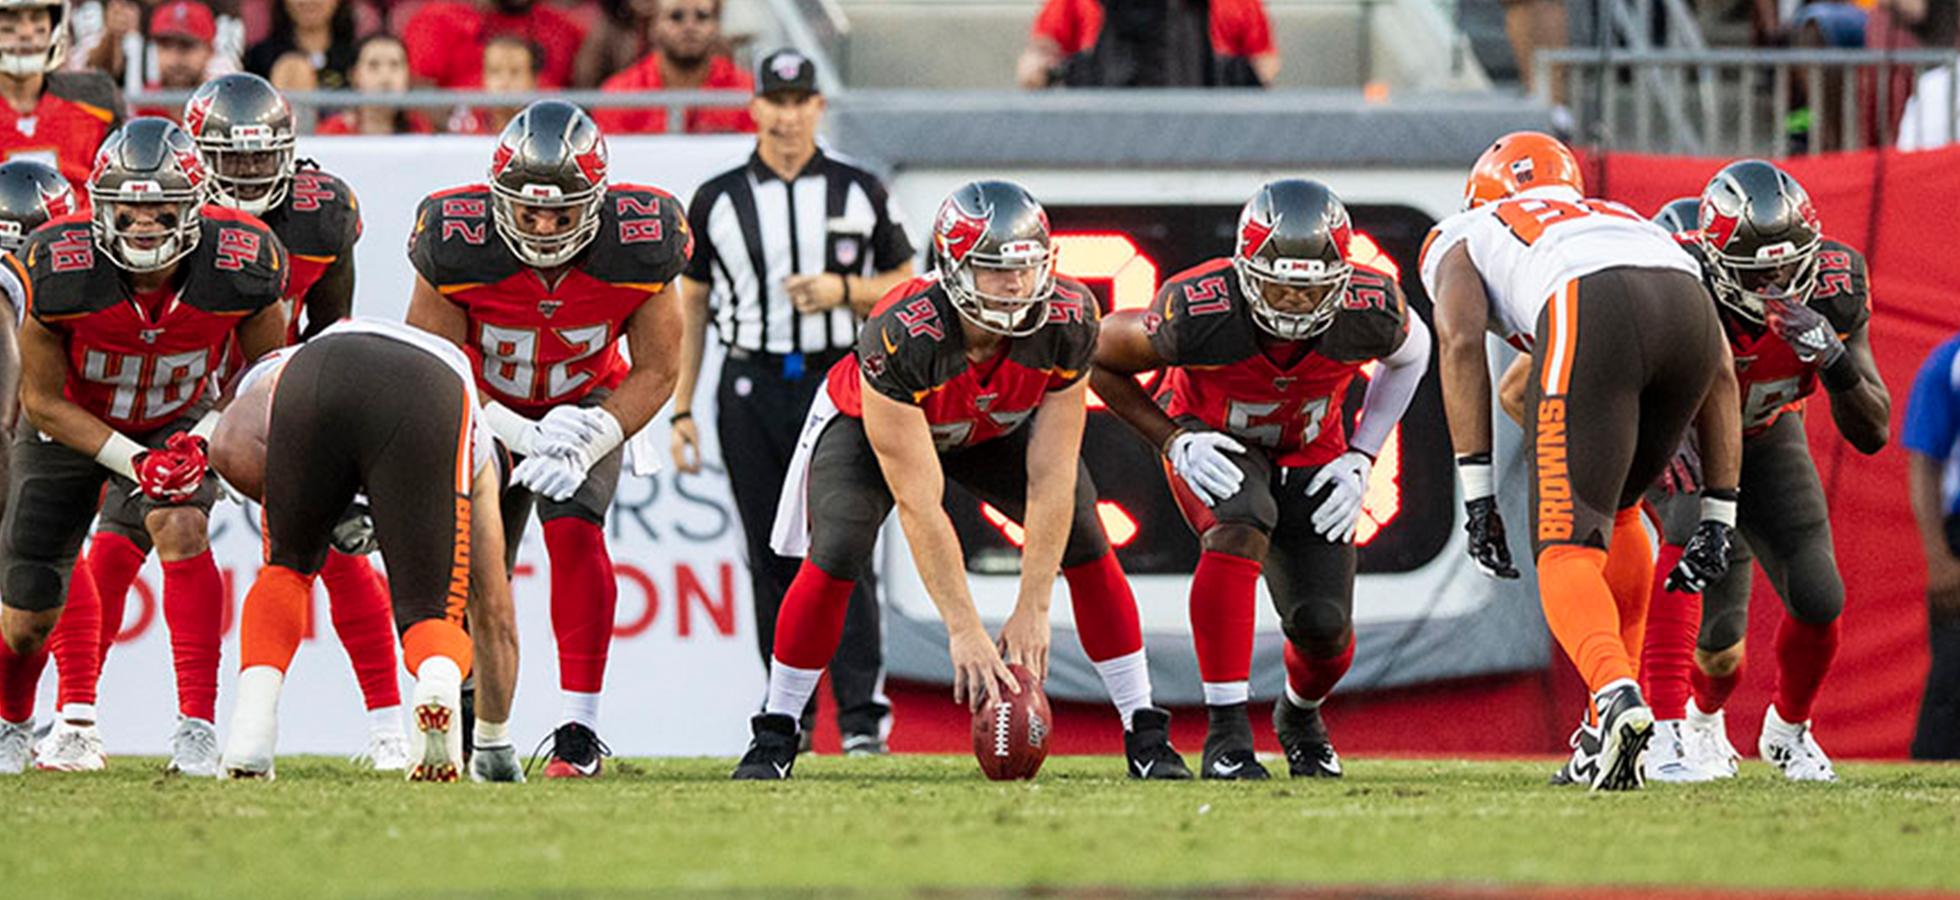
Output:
(1464, 496), (1520, 579)
(1666, 519), (1735, 593)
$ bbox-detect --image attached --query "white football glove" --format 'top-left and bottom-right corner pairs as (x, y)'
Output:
(1167, 430), (1246, 508)
(1306, 450), (1372, 542)
(481, 402), (543, 457)
(535, 405), (625, 472)
(511, 453), (585, 502)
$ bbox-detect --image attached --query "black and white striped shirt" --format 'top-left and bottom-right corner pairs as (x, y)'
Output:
(685, 149), (913, 354)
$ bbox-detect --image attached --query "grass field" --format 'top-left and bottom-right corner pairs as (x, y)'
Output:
(7, 755), (1960, 899)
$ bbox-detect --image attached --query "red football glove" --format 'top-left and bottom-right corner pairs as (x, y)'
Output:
(133, 433), (209, 503)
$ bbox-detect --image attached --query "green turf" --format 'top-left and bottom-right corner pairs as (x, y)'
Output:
(5, 755), (1958, 899)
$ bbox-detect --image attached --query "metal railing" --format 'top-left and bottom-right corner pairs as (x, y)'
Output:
(1537, 47), (1960, 155)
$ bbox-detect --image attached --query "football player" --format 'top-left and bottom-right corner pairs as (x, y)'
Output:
(0, 117), (288, 777)
(1091, 179), (1432, 779)
(406, 99), (688, 778)
(211, 318), (519, 782)
(0, 0), (124, 192)
(51, 73), (415, 770)
(1423, 131), (1742, 791)
(734, 180), (1191, 781)
(1637, 161), (1889, 783)
(1652, 197), (1700, 237)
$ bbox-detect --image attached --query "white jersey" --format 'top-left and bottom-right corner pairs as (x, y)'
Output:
(1419, 186), (1701, 348)
(237, 318), (492, 477)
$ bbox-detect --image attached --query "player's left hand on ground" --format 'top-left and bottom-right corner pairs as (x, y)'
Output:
(1306, 450), (1372, 542)
(996, 604), (1052, 681)
(133, 433), (209, 503)
(1464, 496), (1520, 579)
(1765, 298), (1846, 368)
(1666, 519), (1734, 593)
(512, 453), (586, 501)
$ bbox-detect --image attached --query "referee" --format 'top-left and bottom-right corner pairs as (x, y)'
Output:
(671, 49), (915, 754)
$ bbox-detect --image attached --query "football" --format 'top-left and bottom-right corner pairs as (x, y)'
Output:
(970, 664), (1051, 780)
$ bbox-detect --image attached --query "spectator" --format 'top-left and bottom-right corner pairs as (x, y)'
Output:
(447, 35), (534, 134)
(128, 0), (215, 119)
(245, 0), (362, 91)
(1905, 333), (1960, 760)
(594, 0), (752, 134)
(1501, 0), (1565, 101)
(315, 33), (435, 134)
(0, 0), (126, 193)
(1015, 0), (1277, 88)
(1900, 63), (1959, 150)
(402, 0), (584, 89)
(73, 0), (241, 90)
(572, 0), (656, 87)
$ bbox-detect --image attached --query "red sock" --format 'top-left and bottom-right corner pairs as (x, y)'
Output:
(162, 550), (225, 721)
(542, 518), (618, 694)
(322, 551), (401, 710)
(48, 559), (101, 711)
(1691, 660), (1744, 713)
(772, 560), (856, 670)
(1062, 552), (1144, 662)
(1283, 635), (1355, 703)
(1640, 543), (1699, 720)
(0, 638), (48, 724)
(1189, 551), (1261, 685)
(1772, 617), (1840, 722)
(86, 532), (147, 683)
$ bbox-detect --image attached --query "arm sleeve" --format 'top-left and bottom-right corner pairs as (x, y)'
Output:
(1349, 311), (1431, 458)
(1903, 339), (1960, 459)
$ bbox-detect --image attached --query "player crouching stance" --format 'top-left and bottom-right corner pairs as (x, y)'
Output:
(0, 119), (288, 777)
(736, 181), (1189, 780)
(1093, 180), (1431, 779)
(211, 320), (519, 782)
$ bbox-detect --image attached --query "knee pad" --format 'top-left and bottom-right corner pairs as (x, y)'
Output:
(1278, 592), (1352, 656)
(1782, 564), (1846, 627)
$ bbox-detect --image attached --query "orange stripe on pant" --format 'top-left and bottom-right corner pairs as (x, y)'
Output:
(1540, 281), (1581, 397)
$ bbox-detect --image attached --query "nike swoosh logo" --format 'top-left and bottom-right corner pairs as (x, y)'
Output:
(1324, 757), (1342, 775)
(571, 759), (600, 776)
(1212, 760), (1243, 775)
(773, 762), (791, 778)
(1135, 760), (1154, 778)
(882, 326), (898, 355)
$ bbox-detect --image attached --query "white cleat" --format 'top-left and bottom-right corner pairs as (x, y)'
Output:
(222, 666), (283, 780)
(0, 719), (33, 774)
(1644, 720), (1715, 784)
(356, 730), (410, 772)
(407, 658), (463, 783)
(168, 717), (222, 778)
(1759, 704), (1838, 783)
(34, 721), (106, 772)
(1684, 699), (1740, 779)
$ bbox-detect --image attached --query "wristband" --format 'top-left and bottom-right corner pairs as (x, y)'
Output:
(95, 432), (145, 481)
(188, 408), (222, 442)
(1455, 452), (1494, 501)
(1160, 427), (1188, 457)
(671, 410), (694, 423)
(1819, 354), (1862, 393)
(1700, 487), (1739, 527)
(836, 272), (851, 309)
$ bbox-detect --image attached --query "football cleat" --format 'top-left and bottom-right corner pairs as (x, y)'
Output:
(35, 720), (107, 772)
(1590, 681), (1655, 791)
(1201, 747), (1269, 780)
(167, 717), (221, 778)
(1644, 720), (1716, 784)
(1124, 708), (1192, 780)
(224, 666), (283, 780)
(1685, 699), (1740, 778)
(1201, 703), (1270, 780)
(731, 713), (800, 780)
(542, 722), (610, 779)
(0, 719), (32, 774)
(469, 744), (525, 783)
(1759, 705), (1837, 783)
(1274, 698), (1343, 778)
(406, 671), (464, 783)
(356, 730), (410, 772)
(1548, 714), (1601, 787)
(840, 733), (888, 757)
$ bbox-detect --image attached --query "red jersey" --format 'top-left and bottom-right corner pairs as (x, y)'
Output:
(1680, 235), (1872, 436)
(1031, 0), (1274, 57)
(409, 183), (691, 418)
(594, 55), (756, 135)
(313, 110), (437, 136)
(1148, 258), (1408, 467)
(16, 207), (287, 432)
(403, 1), (585, 88)
(0, 72), (125, 197)
(827, 275), (1097, 452)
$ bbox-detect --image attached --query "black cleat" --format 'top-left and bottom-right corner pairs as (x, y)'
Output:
(1548, 715), (1602, 787)
(1124, 708), (1192, 780)
(1591, 682), (1655, 792)
(1200, 703), (1270, 780)
(1201, 746), (1269, 780)
(541, 722), (610, 779)
(732, 713), (800, 780)
(1273, 697), (1343, 778)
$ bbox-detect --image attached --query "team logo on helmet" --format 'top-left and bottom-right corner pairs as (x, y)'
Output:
(935, 197), (990, 265)
(1237, 212), (1274, 258)
(1699, 200), (1739, 250)
(175, 148), (207, 191)
(573, 139), (608, 189)
(771, 52), (807, 80)
(491, 136), (518, 178)
(183, 93), (215, 137)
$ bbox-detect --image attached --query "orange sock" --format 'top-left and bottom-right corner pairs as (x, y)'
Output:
(1537, 544), (1635, 693)
(401, 619), (472, 681)
(1604, 506), (1654, 678)
(240, 565), (315, 673)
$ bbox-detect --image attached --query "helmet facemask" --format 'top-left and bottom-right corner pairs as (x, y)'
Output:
(201, 134), (295, 216)
(92, 191), (202, 273)
(490, 180), (604, 268)
(1236, 253), (1350, 340)
(0, 0), (69, 77)
(1708, 238), (1819, 325)
(942, 239), (1054, 338)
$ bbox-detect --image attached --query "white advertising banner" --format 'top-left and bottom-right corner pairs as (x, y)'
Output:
(39, 136), (775, 757)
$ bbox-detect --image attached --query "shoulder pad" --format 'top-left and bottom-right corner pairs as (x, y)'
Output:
(1813, 237), (1871, 334)
(578, 184), (691, 288)
(408, 185), (518, 289)
(278, 168), (362, 256)
(1319, 265), (1409, 363)
(857, 279), (956, 404)
(1042, 276), (1099, 378)
(186, 208), (288, 313)
(19, 214), (120, 320)
(1149, 258), (1249, 365)
(43, 71), (123, 126)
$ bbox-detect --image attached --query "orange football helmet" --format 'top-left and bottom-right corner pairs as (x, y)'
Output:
(1462, 131), (1583, 209)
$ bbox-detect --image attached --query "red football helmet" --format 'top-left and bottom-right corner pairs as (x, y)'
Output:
(1463, 131), (1583, 209)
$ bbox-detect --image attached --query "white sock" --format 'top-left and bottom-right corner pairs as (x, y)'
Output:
(1201, 680), (1250, 708)
(59, 703), (96, 725)
(1092, 649), (1153, 730)
(560, 691), (601, 730)
(1764, 704), (1802, 730)
(368, 705), (402, 735)
(474, 718), (510, 749)
(1283, 683), (1323, 710)
(765, 659), (824, 722)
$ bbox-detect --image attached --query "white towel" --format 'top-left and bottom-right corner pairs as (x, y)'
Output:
(769, 389), (844, 558)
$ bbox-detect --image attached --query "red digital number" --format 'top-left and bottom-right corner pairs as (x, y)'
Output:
(290, 171), (334, 212)
(214, 228), (260, 271)
(1183, 276), (1231, 315)
(1344, 285), (1389, 311)
(1814, 250), (1854, 299)
(616, 196), (661, 217)
(895, 296), (943, 340)
(50, 230), (91, 272)
(443, 220), (486, 245)
(620, 219), (663, 244)
(1045, 297), (1084, 324)
(442, 198), (486, 218)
